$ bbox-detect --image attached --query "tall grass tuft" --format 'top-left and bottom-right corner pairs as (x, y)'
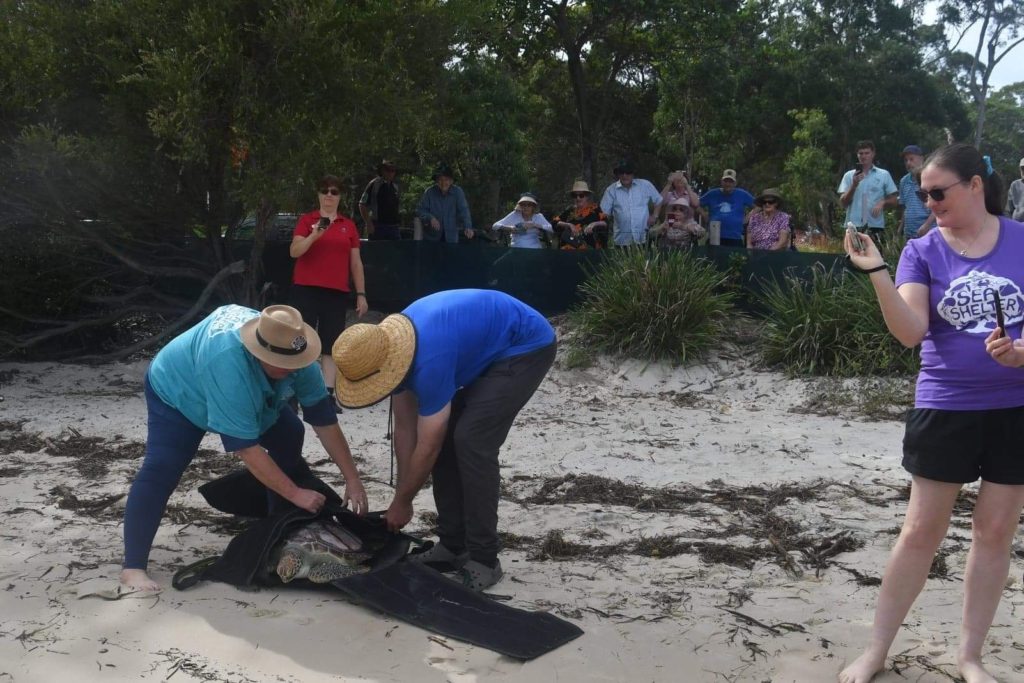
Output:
(566, 247), (736, 365)
(757, 263), (918, 376)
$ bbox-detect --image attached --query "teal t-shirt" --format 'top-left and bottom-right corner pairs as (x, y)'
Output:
(401, 290), (555, 416)
(148, 305), (328, 441)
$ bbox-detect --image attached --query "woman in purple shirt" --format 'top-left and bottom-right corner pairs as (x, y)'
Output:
(840, 144), (1024, 683)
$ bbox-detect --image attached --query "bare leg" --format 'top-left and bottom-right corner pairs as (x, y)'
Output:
(320, 354), (336, 389)
(957, 480), (1024, 683)
(839, 476), (961, 683)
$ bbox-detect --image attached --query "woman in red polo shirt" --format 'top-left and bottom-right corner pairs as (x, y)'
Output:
(289, 174), (368, 408)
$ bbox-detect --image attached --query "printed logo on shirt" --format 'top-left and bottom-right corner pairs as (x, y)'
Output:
(937, 271), (1023, 334)
(717, 202), (732, 214)
(207, 305), (257, 338)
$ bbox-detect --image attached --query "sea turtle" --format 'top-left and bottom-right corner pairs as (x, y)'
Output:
(268, 519), (370, 583)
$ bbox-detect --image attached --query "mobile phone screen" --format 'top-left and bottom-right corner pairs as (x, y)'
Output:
(992, 289), (1005, 337)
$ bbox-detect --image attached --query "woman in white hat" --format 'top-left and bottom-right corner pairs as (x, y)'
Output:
(119, 304), (368, 592)
(492, 192), (554, 248)
(333, 289), (556, 591)
(552, 180), (608, 249)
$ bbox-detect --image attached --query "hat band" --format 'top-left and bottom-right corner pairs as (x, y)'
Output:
(255, 329), (307, 355)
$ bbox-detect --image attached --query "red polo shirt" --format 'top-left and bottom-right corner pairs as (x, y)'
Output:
(291, 210), (360, 292)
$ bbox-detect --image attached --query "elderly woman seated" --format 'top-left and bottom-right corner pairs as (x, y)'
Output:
(553, 181), (608, 249)
(746, 188), (791, 251)
(651, 198), (705, 249)
(492, 193), (554, 248)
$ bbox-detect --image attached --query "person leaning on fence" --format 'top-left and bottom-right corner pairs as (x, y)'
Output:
(119, 305), (369, 592)
(746, 188), (791, 251)
(839, 143), (1024, 683)
(332, 289), (556, 592)
(492, 193), (554, 249)
(358, 159), (401, 241)
(599, 160), (662, 246)
(699, 169), (754, 247)
(416, 164), (474, 243)
(552, 180), (608, 250)
(650, 198), (704, 249)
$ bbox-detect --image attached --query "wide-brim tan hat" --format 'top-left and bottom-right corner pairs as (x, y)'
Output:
(333, 314), (417, 408)
(569, 180), (592, 196)
(755, 188), (783, 207)
(240, 305), (321, 370)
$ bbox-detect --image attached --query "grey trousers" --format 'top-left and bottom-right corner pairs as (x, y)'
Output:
(432, 341), (556, 565)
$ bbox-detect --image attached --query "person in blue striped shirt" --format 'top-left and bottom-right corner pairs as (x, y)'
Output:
(897, 145), (935, 239)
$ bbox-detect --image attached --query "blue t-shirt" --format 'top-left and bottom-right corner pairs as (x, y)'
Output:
(148, 305), (331, 447)
(699, 188), (754, 240)
(400, 290), (555, 416)
(898, 172), (931, 238)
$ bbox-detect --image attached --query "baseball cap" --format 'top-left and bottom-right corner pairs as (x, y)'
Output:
(901, 145), (924, 158)
(721, 169), (737, 182)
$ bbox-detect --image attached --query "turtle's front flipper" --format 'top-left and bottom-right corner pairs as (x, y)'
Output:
(308, 561), (361, 584)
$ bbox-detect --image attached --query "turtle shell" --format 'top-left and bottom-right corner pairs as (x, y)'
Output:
(268, 520), (371, 583)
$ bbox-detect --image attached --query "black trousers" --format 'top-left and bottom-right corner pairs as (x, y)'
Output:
(431, 342), (556, 565)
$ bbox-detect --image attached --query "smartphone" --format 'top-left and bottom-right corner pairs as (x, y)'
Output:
(317, 217), (330, 230)
(854, 163), (863, 175)
(992, 289), (1005, 338)
(845, 222), (866, 254)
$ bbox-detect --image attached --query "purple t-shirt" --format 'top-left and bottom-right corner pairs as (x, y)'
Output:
(895, 216), (1024, 409)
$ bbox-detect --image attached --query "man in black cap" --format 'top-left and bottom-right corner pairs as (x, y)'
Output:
(359, 160), (402, 240)
(599, 160), (662, 246)
(416, 164), (474, 243)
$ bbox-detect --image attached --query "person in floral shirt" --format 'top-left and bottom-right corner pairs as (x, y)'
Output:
(553, 181), (608, 249)
(747, 188), (791, 251)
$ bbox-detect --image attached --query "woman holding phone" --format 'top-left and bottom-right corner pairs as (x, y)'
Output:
(840, 143), (1024, 683)
(289, 175), (368, 409)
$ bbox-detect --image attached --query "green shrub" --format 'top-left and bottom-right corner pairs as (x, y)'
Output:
(757, 263), (918, 377)
(566, 247), (736, 364)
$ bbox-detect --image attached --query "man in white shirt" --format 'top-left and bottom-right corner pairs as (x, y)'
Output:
(600, 160), (662, 246)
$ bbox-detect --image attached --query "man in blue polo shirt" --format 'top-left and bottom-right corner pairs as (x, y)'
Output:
(896, 144), (934, 238)
(838, 139), (898, 244)
(120, 304), (368, 592)
(333, 290), (556, 591)
(700, 169), (755, 247)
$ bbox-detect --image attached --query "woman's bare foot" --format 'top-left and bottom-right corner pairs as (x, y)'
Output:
(839, 650), (886, 683)
(120, 568), (161, 592)
(957, 654), (997, 683)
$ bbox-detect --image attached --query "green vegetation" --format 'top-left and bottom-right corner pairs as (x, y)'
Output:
(757, 264), (919, 377)
(566, 248), (736, 366)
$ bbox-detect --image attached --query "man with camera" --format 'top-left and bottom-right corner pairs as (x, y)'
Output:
(837, 140), (898, 245)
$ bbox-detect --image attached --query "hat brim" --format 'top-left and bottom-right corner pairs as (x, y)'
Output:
(239, 317), (322, 370)
(333, 314), (416, 409)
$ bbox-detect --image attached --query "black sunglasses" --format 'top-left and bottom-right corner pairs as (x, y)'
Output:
(762, 198), (778, 205)
(572, 193), (589, 198)
(915, 181), (966, 204)
(319, 188), (341, 196)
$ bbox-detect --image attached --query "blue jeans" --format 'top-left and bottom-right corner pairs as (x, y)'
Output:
(122, 374), (310, 569)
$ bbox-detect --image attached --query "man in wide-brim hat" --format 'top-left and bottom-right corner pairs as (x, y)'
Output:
(332, 289), (556, 591)
(119, 304), (368, 592)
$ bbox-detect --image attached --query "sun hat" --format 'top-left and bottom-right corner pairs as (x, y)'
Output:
(332, 314), (417, 408)
(1018, 157), (1024, 168)
(668, 196), (691, 207)
(568, 180), (592, 196)
(432, 164), (456, 181)
(613, 159), (635, 175)
(755, 188), (783, 207)
(379, 159), (397, 172)
(517, 193), (538, 206)
(721, 169), (738, 182)
(239, 305), (322, 370)
(901, 145), (924, 158)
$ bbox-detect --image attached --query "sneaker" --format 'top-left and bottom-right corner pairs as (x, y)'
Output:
(459, 559), (503, 592)
(407, 542), (469, 572)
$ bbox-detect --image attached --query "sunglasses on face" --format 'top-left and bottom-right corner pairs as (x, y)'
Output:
(572, 193), (588, 198)
(762, 199), (777, 205)
(915, 180), (967, 204)
(319, 188), (341, 196)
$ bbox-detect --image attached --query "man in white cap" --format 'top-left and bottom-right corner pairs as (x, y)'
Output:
(1006, 157), (1024, 222)
(119, 304), (368, 592)
(699, 169), (755, 247)
(333, 289), (556, 591)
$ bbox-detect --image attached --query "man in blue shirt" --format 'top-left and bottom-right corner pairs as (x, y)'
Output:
(416, 164), (474, 243)
(837, 140), (898, 243)
(599, 160), (662, 246)
(120, 305), (368, 592)
(699, 169), (755, 247)
(333, 290), (556, 591)
(896, 144), (934, 238)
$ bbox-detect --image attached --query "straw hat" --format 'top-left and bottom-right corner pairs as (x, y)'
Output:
(332, 314), (417, 408)
(517, 193), (538, 206)
(239, 305), (321, 370)
(568, 180), (592, 196)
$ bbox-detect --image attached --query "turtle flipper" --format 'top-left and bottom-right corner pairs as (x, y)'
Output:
(307, 561), (359, 584)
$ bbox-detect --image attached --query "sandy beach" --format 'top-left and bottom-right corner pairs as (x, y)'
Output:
(2, 344), (1023, 682)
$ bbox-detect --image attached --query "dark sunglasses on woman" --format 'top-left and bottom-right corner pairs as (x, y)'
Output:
(915, 181), (966, 204)
(319, 187), (341, 196)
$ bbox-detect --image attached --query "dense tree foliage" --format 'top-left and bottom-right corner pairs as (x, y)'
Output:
(0, 0), (1018, 358)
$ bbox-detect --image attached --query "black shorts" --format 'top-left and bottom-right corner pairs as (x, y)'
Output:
(903, 406), (1024, 485)
(289, 284), (349, 351)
